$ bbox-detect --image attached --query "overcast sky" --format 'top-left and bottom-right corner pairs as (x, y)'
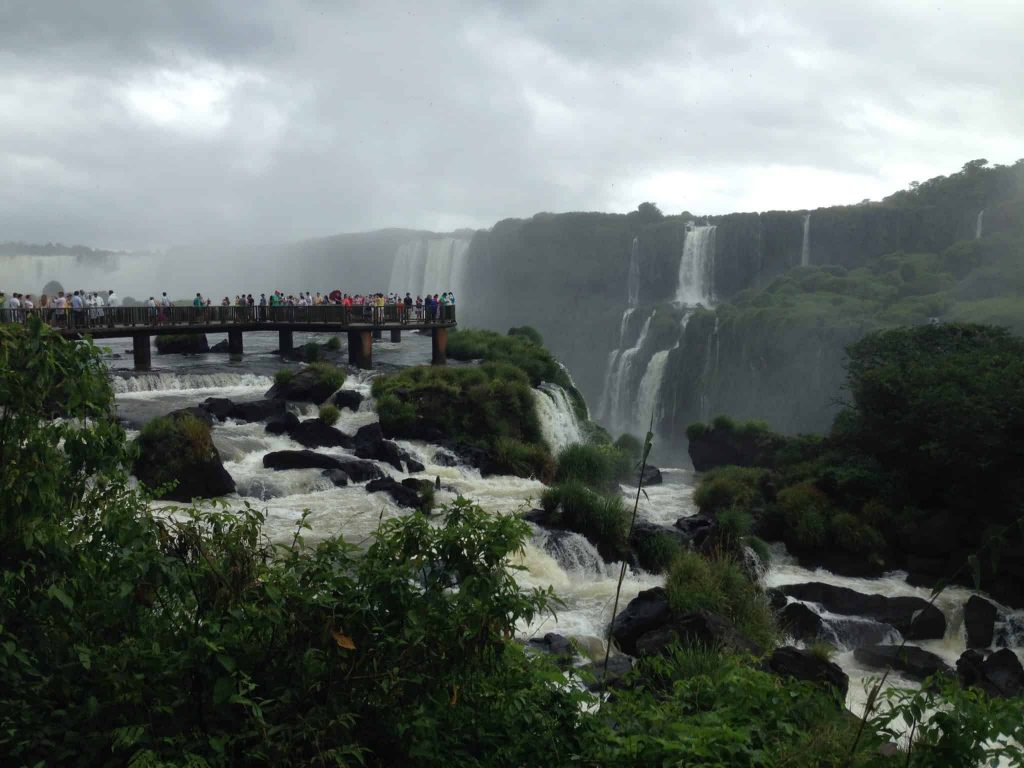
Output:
(2, 0), (1022, 249)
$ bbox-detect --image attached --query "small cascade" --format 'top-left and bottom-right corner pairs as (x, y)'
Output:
(674, 223), (717, 306)
(698, 316), (720, 421)
(634, 349), (670, 431)
(595, 308), (637, 420)
(976, 209), (985, 240)
(627, 237), (641, 306)
(533, 383), (585, 453)
(388, 236), (470, 299)
(801, 213), (811, 266)
(538, 529), (608, 576)
(112, 372), (273, 394)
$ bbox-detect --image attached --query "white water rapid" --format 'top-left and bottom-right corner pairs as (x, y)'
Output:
(976, 209), (985, 239)
(533, 383), (586, 453)
(674, 224), (717, 306)
(801, 214), (811, 266)
(388, 236), (471, 300)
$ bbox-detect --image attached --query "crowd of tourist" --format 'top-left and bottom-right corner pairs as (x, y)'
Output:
(0, 288), (457, 327)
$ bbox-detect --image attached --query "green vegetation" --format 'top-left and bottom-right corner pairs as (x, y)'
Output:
(553, 442), (632, 491)
(273, 368), (294, 386)
(133, 413), (219, 494)
(4, 317), (1024, 767)
(507, 325), (543, 346)
(693, 466), (768, 516)
(325, 335), (341, 351)
(541, 480), (630, 561)
(632, 530), (679, 574)
(318, 403), (340, 426)
(447, 328), (574, 390)
(372, 363), (551, 480)
(665, 550), (777, 650)
(305, 361), (346, 391)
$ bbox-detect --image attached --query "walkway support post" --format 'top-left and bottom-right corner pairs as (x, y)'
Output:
(431, 327), (448, 366)
(390, 329), (401, 343)
(228, 330), (243, 355)
(372, 328), (383, 341)
(279, 330), (293, 356)
(133, 334), (151, 371)
(347, 330), (373, 369)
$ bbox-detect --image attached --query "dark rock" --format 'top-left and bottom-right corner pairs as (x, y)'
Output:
(265, 411), (300, 435)
(334, 457), (386, 483)
(366, 477), (421, 508)
(354, 422), (385, 449)
(401, 478), (434, 494)
(432, 450), (461, 467)
(767, 588), (788, 611)
(688, 423), (783, 472)
(287, 419), (354, 449)
(133, 410), (235, 502)
(404, 455), (426, 473)
(155, 333), (209, 354)
(265, 367), (341, 404)
(854, 644), (953, 681)
(638, 465), (663, 486)
(264, 450), (345, 471)
(581, 654), (633, 691)
(229, 399), (286, 423)
(779, 602), (824, 642)
(527, 633), (576, 665)
(201, 397), (234, 421)
(635, 610), (763, 658)
(355, 440), (404, 471)
(958, 648), (1024, 698)
(674, 514), (715, 548)
(611, 587), (671, 656)
(523, 508), (553, 526)
(210, 339), (230, 353)
(768, 646), (849, 697)
(321, 468), (349, 487)
(629, 521), (688, 572)
(964, 595), (998, 649)
(781, 582), (946, 640)
(333, 389), (364, 411)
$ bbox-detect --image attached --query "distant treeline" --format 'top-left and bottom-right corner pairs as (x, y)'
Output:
(0, 242), (129, 258)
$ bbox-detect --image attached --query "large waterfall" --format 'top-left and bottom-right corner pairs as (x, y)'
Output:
(976, 209), (985, 239)
(674, 224), (717, 306)
(627, 237), (640, 306)
(533, 383), (585, 453)
(388, 236), (470, 300)
(801, 214), (811, 266)
(598, 310), (654, 435)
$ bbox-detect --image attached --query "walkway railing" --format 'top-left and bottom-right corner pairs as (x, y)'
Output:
(1, 304), (457, 331)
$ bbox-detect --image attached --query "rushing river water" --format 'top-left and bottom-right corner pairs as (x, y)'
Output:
(107, 332), (1023, 714)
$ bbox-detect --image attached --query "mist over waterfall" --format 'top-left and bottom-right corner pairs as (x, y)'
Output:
(388, 236), (471, 299)
(801, 214), (811, 266)
(627, 237), (641, 306)
(674, 224), (717, 306)
(976, 209), (985, 239)
(533, 383), (585, 453)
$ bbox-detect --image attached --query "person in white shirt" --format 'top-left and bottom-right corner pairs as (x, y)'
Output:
(70, 291), (84, 328)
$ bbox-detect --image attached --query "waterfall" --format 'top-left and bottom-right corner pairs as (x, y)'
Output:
(113, 372), (273, 394)
(388, 236), (470, 299)
(539, 530), (608, 575)
(533, 383), (585, 453)
(801, 214), (811, 266)
(698, 316), (720, 421)
(595, 308), (636, 419)
(627, 237), (641, 306)
(674, 224), (717, 306)
(976, 210), (985, 239)
(635, 349), (670, 431)
(604, 310), (654, 435)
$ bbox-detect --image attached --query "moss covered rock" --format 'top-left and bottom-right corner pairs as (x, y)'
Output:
(133, 412), (235, 501)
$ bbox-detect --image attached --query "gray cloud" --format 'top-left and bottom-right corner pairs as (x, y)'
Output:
(1, 0), (1021, 248)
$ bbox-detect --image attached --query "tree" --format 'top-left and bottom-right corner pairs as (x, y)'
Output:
(635, 201), (664, 222)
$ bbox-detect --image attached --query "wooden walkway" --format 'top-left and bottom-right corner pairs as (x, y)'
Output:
(6, 305), (456, 370)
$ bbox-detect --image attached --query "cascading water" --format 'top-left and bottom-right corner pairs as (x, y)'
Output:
(112, 372), (273, 394)
(596, 308), (636, 421)
(698, 316), (720, 421)
(388, 236), (470, 299)
(976, 209), (985, 239)
(674, 223), (717, 306)
(603, 310), (654, 435)
(634, 349), (670, 431)
(627, 237), (640, 306)
(801, 213), (811, 266)
(533, 382), (585, 453)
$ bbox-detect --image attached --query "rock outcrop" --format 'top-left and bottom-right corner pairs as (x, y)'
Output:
(610, 587), (671, 656)
(154, 334), (209, 355)
(133, 410), (235, 502)
(853, 645), (953, 681)
(265, 367), (342, 404)
(964, 595), (998, 649)
(957, 648), (1024, 698)
(333, 389), (365, 411)
(687, 422), (784, 472)
(287, 419), (354, 449)
(768, 646), (849, 698)
(781, 582), (946, 640)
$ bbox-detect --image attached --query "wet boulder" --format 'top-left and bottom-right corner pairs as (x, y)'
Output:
(779, 601), (824, 642)
(580, 654), (633, 691)
(611, 587), (671, 656)
(674, 514), (715, 548)
(287, 419), (354, 449)
(781, 582), (946, 640)
(133, 410), (235, 502)
(432, 449), (461, 467)
(964, 595), (998, 649)
(637, 465), (663, 486)
(527, 633), (576, 666)
(209, 339), (230, 353)
(263, 450), (346, 471)
(365, 477), (421, 509)
(635, 610), (763, 658)
(333, 389), (364, 411)
(957, 648), (1024, 698)
(265, 366), (343, 404)
(768, 646), (848, 698)
(229, 399), (286, 423)
(154, 333), (209, 355)
(201, 397), (235, 421)
(854, 645), (953, 681)
(265, 411), (300, 435)
(321, 468), (349, 487)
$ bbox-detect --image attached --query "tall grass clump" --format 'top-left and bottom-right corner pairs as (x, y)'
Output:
(274, 368), (295, 387)
(541, 481), (630, 560)
(325, 336), (341, 351)
(318, 403), (340, 426)
(306, 361), (346, 391)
